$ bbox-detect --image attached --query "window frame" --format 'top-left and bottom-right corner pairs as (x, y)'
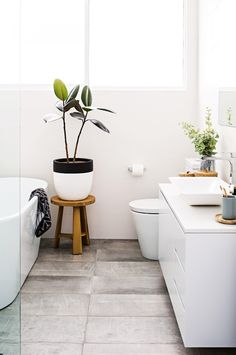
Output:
(0, 0), (188, 91)
(86, 0), (188, 91)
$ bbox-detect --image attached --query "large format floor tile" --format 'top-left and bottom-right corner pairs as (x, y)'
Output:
(16, 238), (234, 354)
(21, 342), (82, 355)
(21, 315), (87, 343)
(21, 293), (89, 316)
(0, 296), (20, 317)
(30, 261), (95, 277)
(95, 261), (160, 277)
(38, 247), (97, 262)
(22, 276), (92, 294)
(82, 344), (236, 355)
(93, 276), (166, 294)
(85, 317), (182, 344)
(0, 315), (20, 343)
(89, 294), (173, 317)
(96, 240), (141, 250)
(96, 248), (146, 262)
(83, 343), (192, 355)
(0, 342), (20, 355)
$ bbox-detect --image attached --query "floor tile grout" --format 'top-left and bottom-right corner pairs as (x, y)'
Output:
(17, 240), (184, 353)
(81, 245), (98, 353)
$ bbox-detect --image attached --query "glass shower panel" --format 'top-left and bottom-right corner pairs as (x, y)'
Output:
(0, 1), (21, 354)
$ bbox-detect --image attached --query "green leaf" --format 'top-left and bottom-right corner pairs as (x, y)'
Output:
(66, 85), (80, 103)
(63, 99), (83, 113)
(82, 107), (93, 112)
(88, 119), (110, 133)
(81, 85), (92, 107)
(53, 79), (68, 101)
(97, 107), (116, 114)
(70, 111), (84, 120)
(74, 100), (84, 113)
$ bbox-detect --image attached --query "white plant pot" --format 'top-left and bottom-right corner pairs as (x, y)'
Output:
(53, 158), (93, 201)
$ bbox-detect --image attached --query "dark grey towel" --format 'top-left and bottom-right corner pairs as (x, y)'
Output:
(29, 188), (52, 237)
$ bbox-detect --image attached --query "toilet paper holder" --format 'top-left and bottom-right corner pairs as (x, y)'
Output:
(128, 165), (146, 172)
(128, 164), (146, 174)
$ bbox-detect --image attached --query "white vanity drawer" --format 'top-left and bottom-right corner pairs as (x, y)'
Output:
(173, 248), (185, 307)
(171, 278), (186, 341)
(173, 236), (185, 270)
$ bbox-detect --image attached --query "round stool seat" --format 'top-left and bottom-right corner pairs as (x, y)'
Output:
(51, 195), (95, 207)
(51, 195), (95, 255)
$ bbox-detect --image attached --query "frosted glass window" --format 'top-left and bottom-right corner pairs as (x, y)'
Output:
(21, 0), (85, 84)
(0, 0), (20, 84)
(201, 0), (236, 87)
(89, 0), (184, 87)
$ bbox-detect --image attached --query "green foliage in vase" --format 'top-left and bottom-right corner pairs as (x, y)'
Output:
(180, 108), (219, 157)
(227, 107), (233, 126)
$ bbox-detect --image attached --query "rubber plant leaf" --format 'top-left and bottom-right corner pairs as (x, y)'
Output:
(82, 106), (115, 114)
(43, 113), (62, 123)
(97, 107), (116, 114)
(88, 119), (110, 133)
(53, 79), (68, 101)
(74, 100), (84, 113)
(66, 85), (80, 103)
(81, 85), (92, 107)
(70, 111), (84, 120)
(64, 99), (83, 113)
(56, 101), (63, 112)
(82, 107), (93, 112)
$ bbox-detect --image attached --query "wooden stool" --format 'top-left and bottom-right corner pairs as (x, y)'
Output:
(51, 195), (95, 255)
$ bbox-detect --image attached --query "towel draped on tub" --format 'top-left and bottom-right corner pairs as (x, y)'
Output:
(29, 188), (52, 237)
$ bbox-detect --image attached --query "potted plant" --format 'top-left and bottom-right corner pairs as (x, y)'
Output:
(43, 79), (115, 200)
(181, 107), (219, 171)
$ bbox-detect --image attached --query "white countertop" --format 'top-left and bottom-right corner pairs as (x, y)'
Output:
(159, 183), (236, 234)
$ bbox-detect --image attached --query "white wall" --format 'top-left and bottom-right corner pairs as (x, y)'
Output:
(20, 91), (197, 239)
(0, 0), (198, 240)
(19, 0), (198, 239)
(0, 91), (20, 177)
(199, 0), (236, 181)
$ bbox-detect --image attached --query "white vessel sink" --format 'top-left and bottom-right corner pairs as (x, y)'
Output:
(169, 177), (229, 205)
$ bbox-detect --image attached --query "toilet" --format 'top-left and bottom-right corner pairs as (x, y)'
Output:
(129, 199), (167, 260)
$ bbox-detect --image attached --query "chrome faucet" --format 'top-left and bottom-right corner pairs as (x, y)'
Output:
(204, 156), (233, 185)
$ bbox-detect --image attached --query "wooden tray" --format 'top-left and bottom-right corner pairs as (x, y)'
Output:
(215, 213), (236, 225)
(179, 171), (195, 177)
(195, 170), (218, 177)
(179, 171), (218, 177)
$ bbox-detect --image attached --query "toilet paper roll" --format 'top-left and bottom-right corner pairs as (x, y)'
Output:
(131, 164), (144, 177)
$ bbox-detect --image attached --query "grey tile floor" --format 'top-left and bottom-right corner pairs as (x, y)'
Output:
(0, 297), (21, 355)
(2, 239), (235, 355)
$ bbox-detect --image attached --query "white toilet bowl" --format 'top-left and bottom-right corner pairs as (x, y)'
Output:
(129, 199), (167, 260)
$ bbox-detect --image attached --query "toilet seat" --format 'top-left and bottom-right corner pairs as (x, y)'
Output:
(129, 199), (167, 214)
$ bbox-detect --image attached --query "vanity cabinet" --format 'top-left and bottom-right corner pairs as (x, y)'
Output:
(159, 185), (236, 348)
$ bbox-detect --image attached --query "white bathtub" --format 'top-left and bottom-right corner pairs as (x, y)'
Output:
(0, 177), (48, 309)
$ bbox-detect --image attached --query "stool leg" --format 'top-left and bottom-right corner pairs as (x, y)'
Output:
(81, 206), (90, 246)
(73, 207), (82, 255)
(54, 206), (63, 248)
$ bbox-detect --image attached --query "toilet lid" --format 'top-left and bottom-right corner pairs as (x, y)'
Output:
(129, 199), (168, 214)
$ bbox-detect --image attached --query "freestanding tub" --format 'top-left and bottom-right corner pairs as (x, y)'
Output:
(0, 177), (48, 309)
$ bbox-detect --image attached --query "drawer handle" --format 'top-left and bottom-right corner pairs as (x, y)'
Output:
(174, 247), (185, 272)
(173, 278), (185, 310)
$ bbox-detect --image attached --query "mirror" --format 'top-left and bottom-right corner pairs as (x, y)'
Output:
(218, 90), (236, 127)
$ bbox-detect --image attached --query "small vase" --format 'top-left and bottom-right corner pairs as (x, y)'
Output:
(200, 156), (215, 171)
